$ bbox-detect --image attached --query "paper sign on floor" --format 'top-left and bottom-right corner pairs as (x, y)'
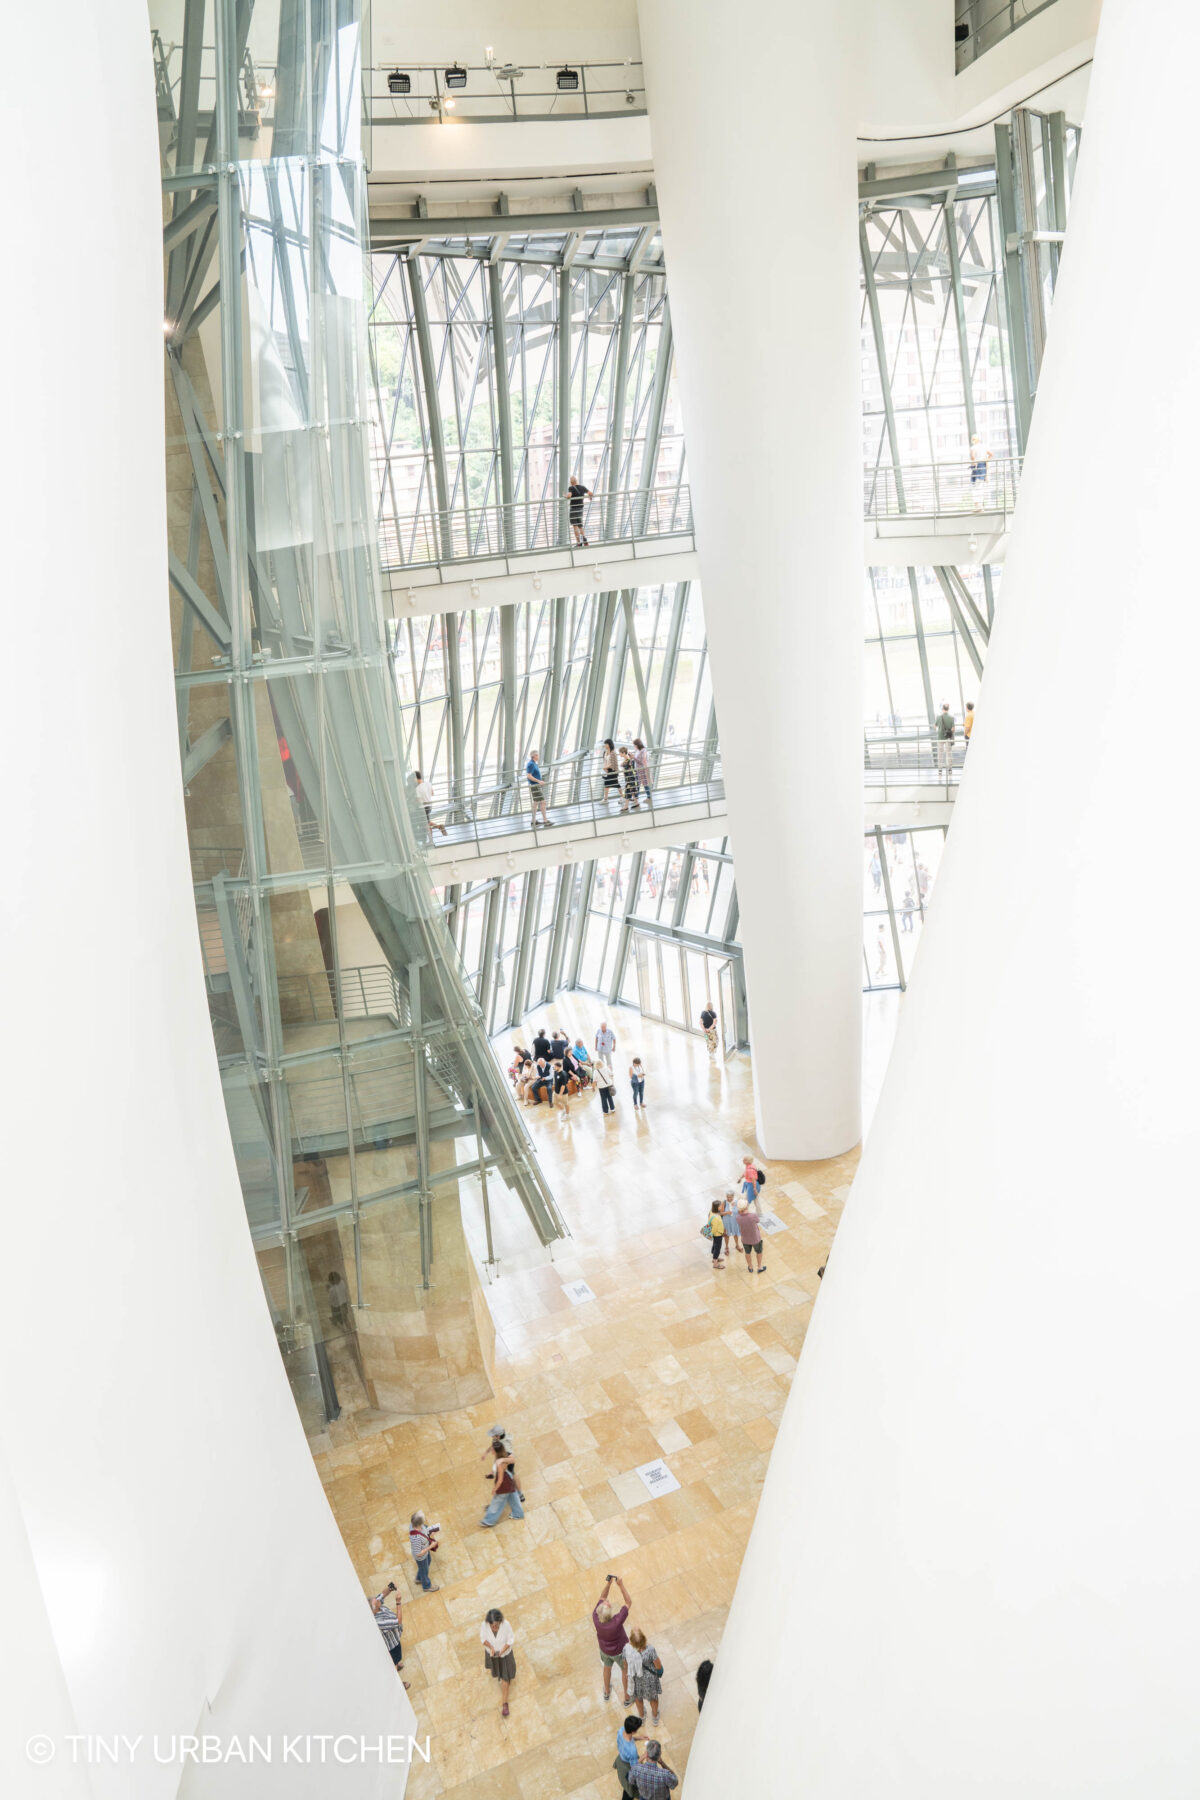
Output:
(635, 1458), (681, 1499)
(757, 1213), (788, 1234)
(563, 1279), (596, 1305)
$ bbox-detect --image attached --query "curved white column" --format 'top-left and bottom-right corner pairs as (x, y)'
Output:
(683, 3), (1200, 1794)
(0, 4), (413, 1787)
(638, 0), (864, 1158)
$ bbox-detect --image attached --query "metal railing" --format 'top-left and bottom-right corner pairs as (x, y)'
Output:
(276, 964), (411, 1028)
(378, 483), (693, 571)
(955, 0), (1062, 71)
(864, 726), (968, 789)
(364, 60), (647, 125)
(864, 456), (1021, 521)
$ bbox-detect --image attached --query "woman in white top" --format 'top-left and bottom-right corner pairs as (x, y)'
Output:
(480, 1608), (517, 1715)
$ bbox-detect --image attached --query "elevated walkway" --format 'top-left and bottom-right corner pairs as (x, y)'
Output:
(382, 461), (1020, 616)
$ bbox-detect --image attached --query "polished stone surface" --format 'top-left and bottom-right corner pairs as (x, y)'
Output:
(311, 996), (888, 1797)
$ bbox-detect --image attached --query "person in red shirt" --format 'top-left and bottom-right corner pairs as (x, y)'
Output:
(593, 1573), (633, 1704)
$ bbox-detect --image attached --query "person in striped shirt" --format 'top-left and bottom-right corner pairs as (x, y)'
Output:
(370, 1585), (409, 1688)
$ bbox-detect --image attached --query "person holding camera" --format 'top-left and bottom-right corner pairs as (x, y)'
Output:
(593, 1572), (633, 1704)
(409, 1510), (441, 1593)
(369, 1585), (409, 1687)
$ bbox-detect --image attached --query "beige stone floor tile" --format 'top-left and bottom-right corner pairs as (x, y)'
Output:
(315, 1003), (858, 1799)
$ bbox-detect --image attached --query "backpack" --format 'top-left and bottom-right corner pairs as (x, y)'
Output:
(756, 1168), (766, 1187)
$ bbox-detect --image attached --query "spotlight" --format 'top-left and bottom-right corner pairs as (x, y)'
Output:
(531, 572), (542, 591)
(444, 96), (456, 110)
(592, 564), (603, 583)
(405, 588), (416, 607)
(556, 66), (580, 92)
(625, 91), (636, 105)
(469, 580), (481, 599)
(163, 317), (174, 336)
(968, 537), (979, 557)
(387, 70), (411, 95)
(444, 64), (467, 89)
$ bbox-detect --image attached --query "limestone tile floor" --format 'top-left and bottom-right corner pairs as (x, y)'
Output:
(311, 997), (880, 1798)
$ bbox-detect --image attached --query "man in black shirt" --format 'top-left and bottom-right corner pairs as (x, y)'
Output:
(699, 1002), (718, 1054)
(565, 474), (592, 547)
(532, 1026), (552, 1062)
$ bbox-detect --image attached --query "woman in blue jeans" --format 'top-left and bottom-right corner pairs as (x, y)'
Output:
(629, 1057), (646, 1109)
(480, 1439), (525, 1527)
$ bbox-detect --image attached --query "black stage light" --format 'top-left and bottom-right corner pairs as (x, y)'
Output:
(954, 22), (970, 42)
(387, 70), (411, 95)
(556, 66), (580, 92)
(445, 64), (468, 89)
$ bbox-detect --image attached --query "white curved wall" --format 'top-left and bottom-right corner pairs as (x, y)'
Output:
(0, 5), (413, 1792)
(638, 0), (864, 1160)
(684, 1), (1200, 1793)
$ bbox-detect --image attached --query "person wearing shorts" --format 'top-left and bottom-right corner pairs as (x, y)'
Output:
(566, 474), (592, 546)
(968, 434), (992, 509)
(593, 1574), (632, 1703)
(699, 1002), (718, 1053)
(737, 1198), (766, 1273)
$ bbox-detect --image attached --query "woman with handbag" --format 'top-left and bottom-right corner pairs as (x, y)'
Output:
(705, 1199), (726, 1267)
(624, 1628), (663, 1724)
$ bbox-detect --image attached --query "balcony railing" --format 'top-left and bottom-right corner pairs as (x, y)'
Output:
(378, 483), (694, 571)
(364, 60), (647, 125)
(864, 456), (1021, 521)
(864, 726), (968, 791)
(955, 0), (1062, 71)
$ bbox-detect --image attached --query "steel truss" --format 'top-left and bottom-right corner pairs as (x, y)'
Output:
(157, 0), (565, 1429)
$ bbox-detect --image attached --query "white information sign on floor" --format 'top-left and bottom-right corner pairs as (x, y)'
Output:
(757, 1213), (789, 1235)
(635, 1458), (681, 1500)
(563, 1278), (596, 1305)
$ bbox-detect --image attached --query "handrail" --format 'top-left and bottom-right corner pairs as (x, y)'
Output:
(863, 727), (967, 786)
(364, 60), (648, 125)
(863, 455), (1022, 521)
(378, 483), (693, 570)
(955, 0), (1061, 72)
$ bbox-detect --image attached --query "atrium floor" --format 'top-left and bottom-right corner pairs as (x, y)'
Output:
(311, 993), (898, 1799)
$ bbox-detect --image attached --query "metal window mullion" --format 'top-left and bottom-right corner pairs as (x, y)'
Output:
(933, 567), (984, 679)
(860, 216), (906, 512)
(907, 569), (936, 727)
(994, 121), (1034, 452)
(942, 192), (978, 441)
(875, 824), (907, 993)
(604, 270), (636, 538)
(608, 850), (645, 1004)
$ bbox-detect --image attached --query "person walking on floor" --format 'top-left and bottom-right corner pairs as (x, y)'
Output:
(935, 701), (956, 777)
(601, 739), (622, 808)
(737, 1196), (766, 1274)
(525, 748), (550, 827)
(408, 1511), (441, 1593)
(968, 433), (993, 509)
(902, 888), (915, 933)
(615, 1716), (644, 1796)
(596, 1056), (617, 1115)
(369, 1585), (409, 1687)
(596, 1021), (617, 1059)
(624, 1628), (663, 1724)
(633, 738), (652, 806)
(412, 771), (448, 840)
(739, 1157), (762, 1204)
(480, 1437), (525, 1527)
(964, 699), (975, 747)
(620, 747), (640, 811)
(592, 1573), (633, 1704)
(480, 1608), (517, 1716)
(629, 1741), (678, 1797)
(566, 474), (592, 546)
(706, 1198), (726, 1268)
(629, 1056), (646, 1109)
(327, 1268), (351, 1331)
(699, 1000), (718, 1054)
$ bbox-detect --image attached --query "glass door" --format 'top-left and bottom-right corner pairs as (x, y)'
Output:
(634, 933), (664, 1021)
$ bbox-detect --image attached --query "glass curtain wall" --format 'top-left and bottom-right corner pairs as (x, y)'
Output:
(156, 0), (564, 1433)
(368, 229), (685, 565)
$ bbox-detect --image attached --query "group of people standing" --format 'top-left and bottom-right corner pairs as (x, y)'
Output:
(509, 1021), (646, 1118)
(705, 1157), (768, 1273)
(373, 1425), (680, 1766)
